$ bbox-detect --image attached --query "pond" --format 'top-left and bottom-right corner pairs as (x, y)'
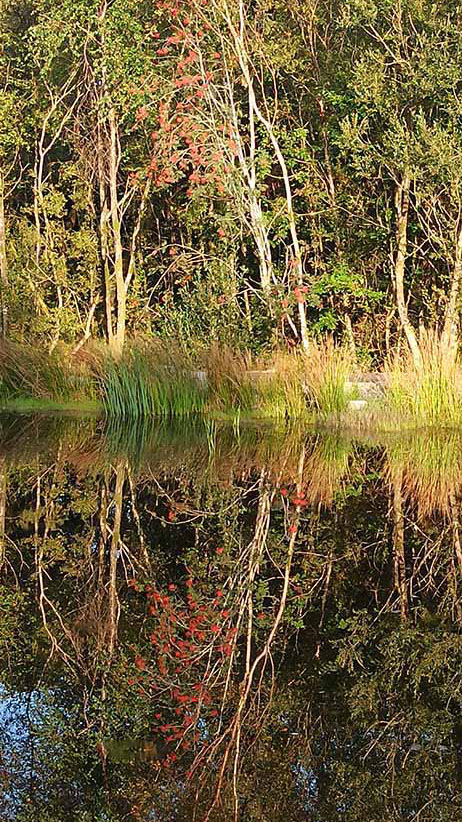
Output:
(0, 414), (461, 821)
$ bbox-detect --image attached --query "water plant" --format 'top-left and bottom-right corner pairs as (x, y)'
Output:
(98, 342), (207, 418)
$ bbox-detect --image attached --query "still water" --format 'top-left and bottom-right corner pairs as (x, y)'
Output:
(0, 414), (461, 821)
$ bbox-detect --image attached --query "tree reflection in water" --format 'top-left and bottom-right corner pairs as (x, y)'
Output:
(0, 415), (461, 820)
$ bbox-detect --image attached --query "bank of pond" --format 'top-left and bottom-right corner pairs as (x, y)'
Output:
(1, 333), (462, 429)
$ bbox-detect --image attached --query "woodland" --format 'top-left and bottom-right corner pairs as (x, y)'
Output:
(2, 0), (462, 367)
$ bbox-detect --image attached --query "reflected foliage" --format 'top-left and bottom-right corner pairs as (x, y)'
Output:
(0, 416), (462, 820)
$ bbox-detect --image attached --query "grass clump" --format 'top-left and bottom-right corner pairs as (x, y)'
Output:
(387, 330), (462, 427)
(202, 345), (256, 414)
(254, 350), (308, 420)
(302, 339), (353, 420)
(98, 342), (207, 419)
(0, 340), (77, 404)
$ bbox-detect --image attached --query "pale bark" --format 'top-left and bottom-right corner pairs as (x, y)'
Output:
(0, 459), (6, 571)
(223, 2), (309, 349)
(0, 170), (7, 336)
(108, 109), (126, 358)
(107, 461), (124, 656)
(441, 221), (462, 361)
(392, 467), (409, 621)
(394, 172), (422, 369)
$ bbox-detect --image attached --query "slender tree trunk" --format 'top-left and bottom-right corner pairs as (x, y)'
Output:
(0, 170), (8, 337)
(108, 461), (124, 655)
(441, 221), (462, 362)
(96, 130), (114, 347)
(394, 172), (422, 369)
(249, 197), (273, 293)
(108, 109), (125, 358)
(392, 467), (409, 621)
(0, 459), (6, 571)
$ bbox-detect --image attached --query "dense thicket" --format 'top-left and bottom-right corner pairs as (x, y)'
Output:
(2, 0), (462, 363)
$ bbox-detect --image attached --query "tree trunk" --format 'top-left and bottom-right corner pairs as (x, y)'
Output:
(108, 461), (124, 656)
(392, 467), (409, 621)
(0, 170), (8, 337)
(394, 172), (422, 369)
(108, 109), (125, 358)
(441, 221), (462, 362)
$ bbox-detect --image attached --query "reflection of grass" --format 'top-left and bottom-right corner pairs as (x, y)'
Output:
(0, 413), (355, 506)
(385, 430), (462, 515)
(303, 434), (353, 505)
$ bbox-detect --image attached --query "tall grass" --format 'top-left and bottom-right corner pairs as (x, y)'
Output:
(202, 345), (256, 414)
(98, 342), (207, 418)
(302, 338), (353, 419)
(0, 337), (358, 421)
(387, 329), (462, 427)
(255, 350), (308, 420)
(0, 340), (76, 401)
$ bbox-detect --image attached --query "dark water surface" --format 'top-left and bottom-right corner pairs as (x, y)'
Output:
(0, 414), (462, 821)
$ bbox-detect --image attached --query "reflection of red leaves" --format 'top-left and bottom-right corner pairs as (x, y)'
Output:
(280, 488), (288, 497)
(135, 656), (146, 671)
(289, 524), (298, 535)
(136, 106), (148, 122)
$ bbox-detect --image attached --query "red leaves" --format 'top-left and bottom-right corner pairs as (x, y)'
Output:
(227, 138), (238, 156)
(135, 656), (146, 671)
(293, 285), (309, 304)
(135, 106), (148, 122)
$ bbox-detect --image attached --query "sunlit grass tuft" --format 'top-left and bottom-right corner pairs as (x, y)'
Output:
(387, 329), (462, 427)
(98, 342), (207, 419)
(0, 340), (77, 403)
(302, 338), (354, 420)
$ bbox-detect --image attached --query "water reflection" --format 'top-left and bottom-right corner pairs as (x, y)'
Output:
(0, 415), (462, 820)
